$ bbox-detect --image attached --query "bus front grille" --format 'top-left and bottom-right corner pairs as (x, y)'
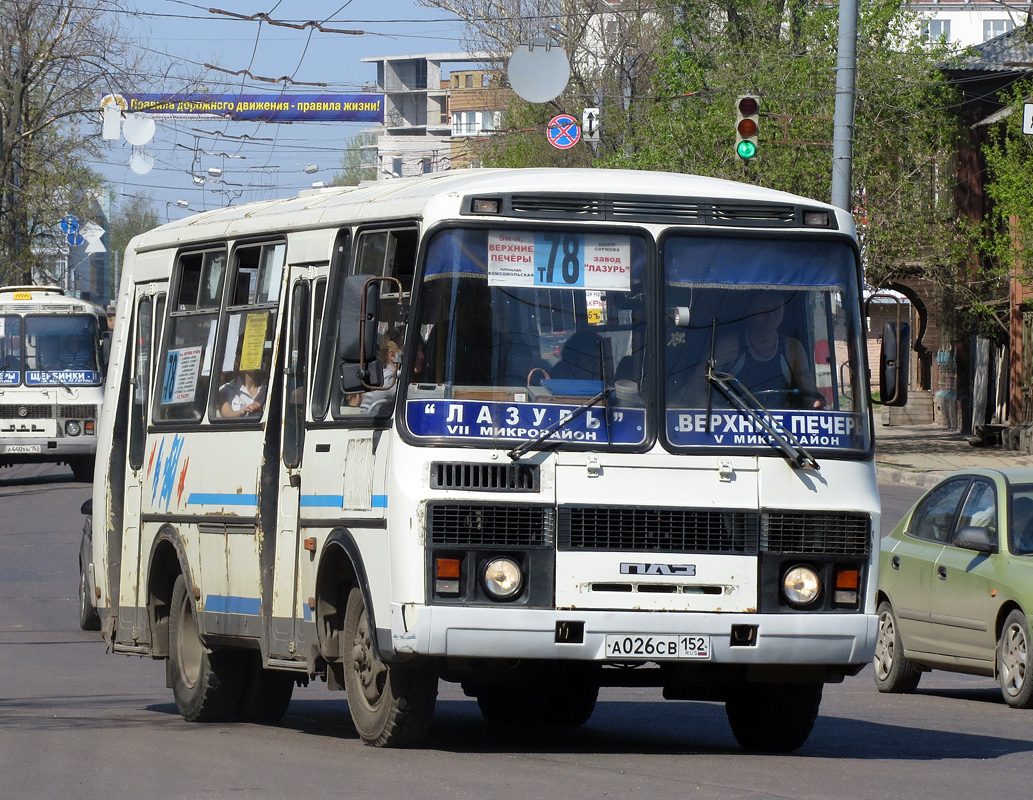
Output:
(0, 404), (53, 420)
(762, 511), (871, 555)
(427, 502), (554, 547)
(59, 404), (97, 418)
(558, 506), (760, 554)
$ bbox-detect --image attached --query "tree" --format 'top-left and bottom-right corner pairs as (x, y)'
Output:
(0, 1), (138, 285)
(332, 132), (378, 186)
(109, 192), (158, 266)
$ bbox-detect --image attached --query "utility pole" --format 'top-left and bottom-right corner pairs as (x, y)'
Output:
(831, 0), (858, 212)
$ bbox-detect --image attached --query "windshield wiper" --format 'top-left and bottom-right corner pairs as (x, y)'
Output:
(507, 388), (611, 461)
(35, 363), (75, 394)
(705, 363), (819, 471)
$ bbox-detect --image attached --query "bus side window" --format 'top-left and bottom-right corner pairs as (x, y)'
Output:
(211, 241), (285, 422)
(284, 280), (310, 468)
(155, 248), (226, 423)
(129, 296), (153, 470)
(335, 228), (416, 419)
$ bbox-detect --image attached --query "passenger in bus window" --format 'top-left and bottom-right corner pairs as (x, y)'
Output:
(219, 369), (267, 418)
(56, 334), (93, 370)
(359, 327), (405, 413)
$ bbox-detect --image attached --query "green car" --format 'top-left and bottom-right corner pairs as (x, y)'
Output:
(875, 468), (1033, 707)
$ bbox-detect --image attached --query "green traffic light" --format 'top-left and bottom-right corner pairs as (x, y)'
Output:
(736, 140), (757, 159)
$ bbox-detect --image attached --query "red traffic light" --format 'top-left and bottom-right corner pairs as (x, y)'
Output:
(737, 96), (759, 116)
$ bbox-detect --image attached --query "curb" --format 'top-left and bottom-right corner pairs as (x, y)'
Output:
(875, 465), (949, 488)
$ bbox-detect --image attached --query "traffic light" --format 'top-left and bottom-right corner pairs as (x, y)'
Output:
(735, 95), (759, 160)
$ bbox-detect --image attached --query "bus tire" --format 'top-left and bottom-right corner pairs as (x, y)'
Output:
(240, 657), (295, 724)
(873, 600), (922, 693)
(725, 682), (822, 753)
(77, 559), (101, 631)
(70, 457), (94, 483)
(168, 574), (244, 722)
(545, 681), (599, 727)
(343, 587), (437, 747)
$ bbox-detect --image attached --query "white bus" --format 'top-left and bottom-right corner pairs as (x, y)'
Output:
(91, 168), (904, 751)
(0, 285), (107, 481)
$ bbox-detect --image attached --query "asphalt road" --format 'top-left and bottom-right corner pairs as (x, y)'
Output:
(3, 465), (1032, 800)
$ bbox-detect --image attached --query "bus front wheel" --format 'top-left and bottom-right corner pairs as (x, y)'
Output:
(69, 457), (94, 483)
(168, 574), (243, 722)
(725, 682), (822, 753)
(342, 587), (437, 747)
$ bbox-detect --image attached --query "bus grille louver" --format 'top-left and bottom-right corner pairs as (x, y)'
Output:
(762, 511), (870, 555)
(430, 462), (539, 492)
(558, 506), (759, 553)
(428, 503), (553, 547)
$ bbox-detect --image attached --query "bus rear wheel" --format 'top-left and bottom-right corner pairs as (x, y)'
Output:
(342, 587), (437, 747)
(168, 574), (244, 722)
(725, 682), (823, 753)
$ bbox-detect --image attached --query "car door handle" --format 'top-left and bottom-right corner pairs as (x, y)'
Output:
(937, 565), (947, 580)
(891, 555), (900, 570)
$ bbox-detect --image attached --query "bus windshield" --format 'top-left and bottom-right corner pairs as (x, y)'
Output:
(662, 235), (869, 454)
(404, 227), (650, 449)
(19, 314), (102, 385)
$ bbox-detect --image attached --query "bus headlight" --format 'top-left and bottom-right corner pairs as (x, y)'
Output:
(65, 421), (81, 436)
(782, 565), (820, 606)
(482, 557), (523, 600)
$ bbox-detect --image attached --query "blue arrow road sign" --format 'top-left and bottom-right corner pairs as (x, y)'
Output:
(60, 215), (80, 234)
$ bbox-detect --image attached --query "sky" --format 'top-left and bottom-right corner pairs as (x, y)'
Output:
(100, 0), (470, 222)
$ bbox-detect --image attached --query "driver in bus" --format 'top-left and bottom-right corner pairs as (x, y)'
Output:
(55, 333), (93, 370)
(676, 291), (823, 409)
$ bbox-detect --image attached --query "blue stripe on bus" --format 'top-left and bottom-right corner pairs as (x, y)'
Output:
(300, 495), (344, 507)
(299, 494), (388, 508)
(205, 595), (261, 615)
(187, 493), (259, 506)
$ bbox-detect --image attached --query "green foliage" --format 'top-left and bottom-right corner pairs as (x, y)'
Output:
(332, 132), (378, 186)
(109, 192), (159, 266)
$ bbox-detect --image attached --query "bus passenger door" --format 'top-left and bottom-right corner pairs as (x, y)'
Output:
(118, 289), (161, 646)
(269, 273), (318, 658)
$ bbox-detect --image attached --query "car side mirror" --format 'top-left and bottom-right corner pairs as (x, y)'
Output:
(80, 498), (92, 515)
(879, 321), (910, 407)
(953, 525), (996, 554)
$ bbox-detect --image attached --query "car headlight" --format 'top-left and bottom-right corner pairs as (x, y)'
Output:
(65, 420), (81, 436)
(782, 565), (821, 606)
(482, 557), (523, 600)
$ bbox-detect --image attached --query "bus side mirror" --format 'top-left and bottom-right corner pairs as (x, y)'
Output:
(879, 321), (910, 407)
(338, 275), (380, 362)
(338, 275), (382, 393)
(101, 331), (112, 367)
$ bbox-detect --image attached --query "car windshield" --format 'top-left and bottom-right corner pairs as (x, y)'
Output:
(404, 227), (649, 450)
(662, 234), (870, 455)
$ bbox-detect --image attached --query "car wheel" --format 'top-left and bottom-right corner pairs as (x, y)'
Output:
(69, 456), (94, 483)
(873, 601), (922, 693)
(725, 682), (823, 753)
(168, 574), (244, 722)
(998, 609), (1033, 709)
(77, 559), (101, 631)
(343, 587), (437, 746)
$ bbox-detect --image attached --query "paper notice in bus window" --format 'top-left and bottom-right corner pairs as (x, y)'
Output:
(0, 318), (5, 337)
(239, 312), (267, 371)
(487, 231), (631, 291)
(161, 346), (203, 404)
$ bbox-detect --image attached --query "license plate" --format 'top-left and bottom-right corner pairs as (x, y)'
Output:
(4, 444), (41, 454)
(604, 634), (711, 660)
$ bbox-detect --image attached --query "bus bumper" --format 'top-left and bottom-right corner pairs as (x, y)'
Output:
(0, 437), (96, 464)
(389, 603), (877, 667)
